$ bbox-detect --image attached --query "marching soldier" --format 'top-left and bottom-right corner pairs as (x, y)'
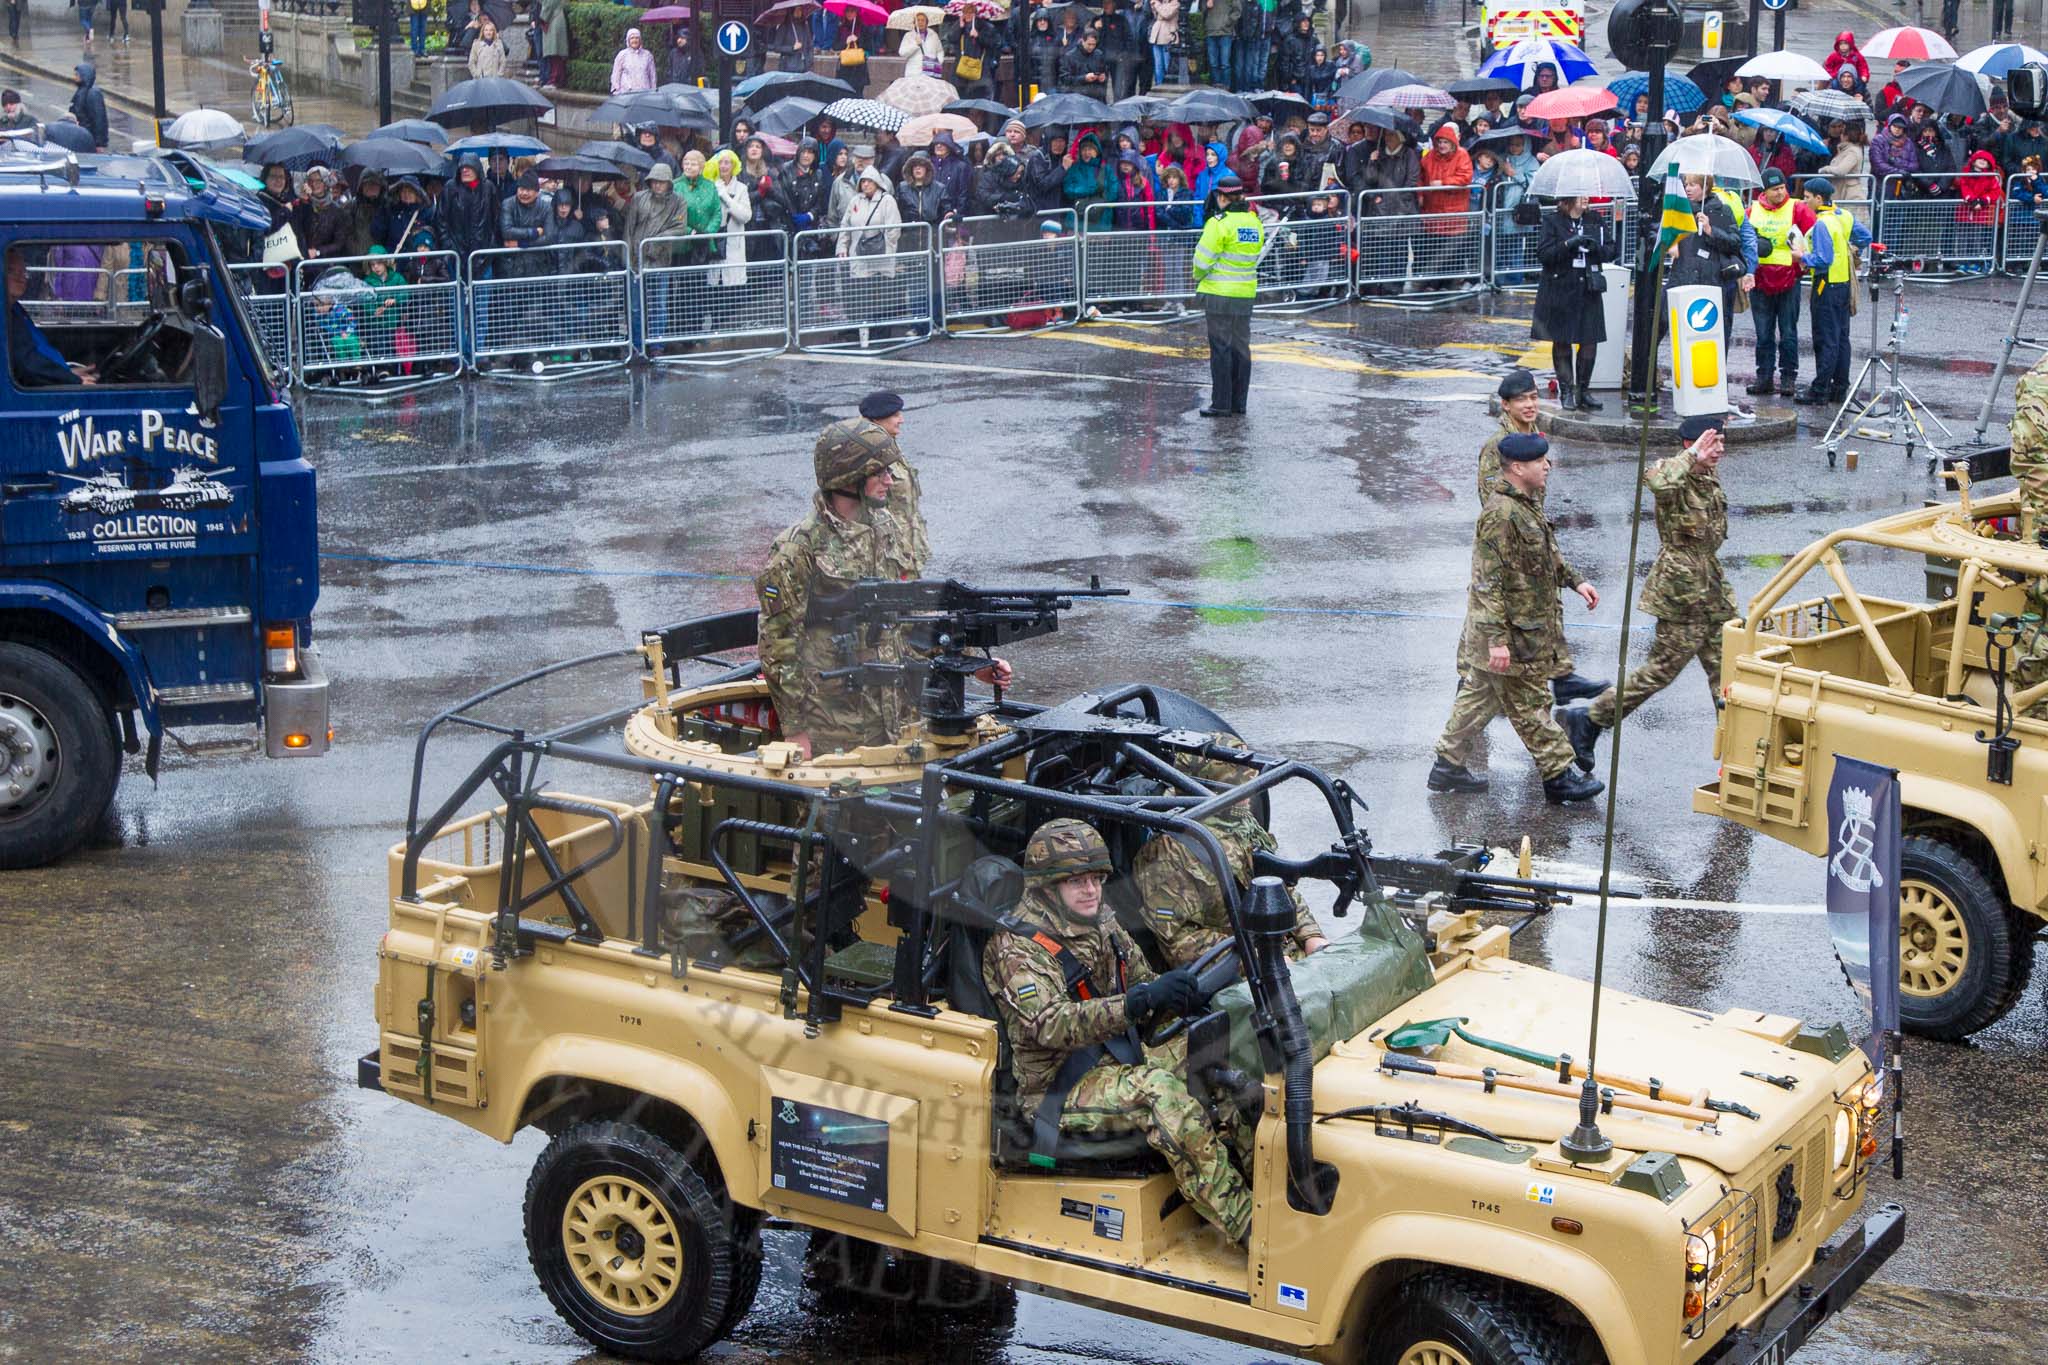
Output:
(1557, 414), (1734, 771)
(1429, 432), (1605, 803)
(2009, 353), (2048, 539)
(984, 819), (1254, 1244)
(1481, 367), (1609, 707)
(1133, 742), (1328, 968)
(856, 389), (930, 567)
(755, 420), (925, 759)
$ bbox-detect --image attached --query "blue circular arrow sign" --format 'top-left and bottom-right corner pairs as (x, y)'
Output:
(716, 20), (751, 55)
(1685, 296), (1720, 333)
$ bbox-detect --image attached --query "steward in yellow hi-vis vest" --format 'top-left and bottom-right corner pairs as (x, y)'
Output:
(1190, 172), (1262, 417)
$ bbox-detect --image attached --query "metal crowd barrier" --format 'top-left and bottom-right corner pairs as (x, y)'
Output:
(2004, 173), (2043, 274)
(638, 230), (792, 366)
(293, 250), (463, 395)
(466, 241), (633, 380)
(1875, 174), (1998, 279)
(1249, 190), (1352, 315)
(229, 261), (296, 375)
(1354, 192), (1487, 309)
(1079, 202), (1202, 324)
(939, 212), (1079, 336)
(792, 221), (935, 355)
(1487, 193), (1634, 295)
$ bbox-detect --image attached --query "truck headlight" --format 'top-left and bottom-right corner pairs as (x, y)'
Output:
(1831, 1108), (1854, 1169)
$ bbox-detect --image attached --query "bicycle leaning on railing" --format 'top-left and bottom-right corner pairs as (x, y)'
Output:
(249, 51), (294, 128)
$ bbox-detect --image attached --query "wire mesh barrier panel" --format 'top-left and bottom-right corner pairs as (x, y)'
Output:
(1354, 194), (1488, 307)
(466, 241), (634, 379)
(2004, 173), (2044, 274)
(1248, 191), (1353, 314)
(1079, 203), (1202, 322)
(638, 230), (792, 366)
(1875, 175), (1999, 279)
(229, 262), (295, 375)
(294, 251), (462, 395)
(20, 264), (160, 325)
(791, 221), (935, 355)
(938, 213), (1079, 335)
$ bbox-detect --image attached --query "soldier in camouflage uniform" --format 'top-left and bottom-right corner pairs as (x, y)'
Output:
(1133, 741), (1329, 968)
(858, 390), (931, 567)
(1479, 370), (1608, 709)
(2010, 353), (2048, 539)
(984, 819), (1255, 1243)
(1557, 414), (1734, 772)
(756, 419), (925, 757)
(1430, 432), (1606, 804)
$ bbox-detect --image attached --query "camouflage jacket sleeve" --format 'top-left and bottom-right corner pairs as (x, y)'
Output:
(982, 930), (1133, 1052)
(756, 529), (826, 735)
(1136, 837), (1235, 967)
(885, 461), (931, 570)
(1477, 432), (1503, 503)
(1468, 499), (1513, 649)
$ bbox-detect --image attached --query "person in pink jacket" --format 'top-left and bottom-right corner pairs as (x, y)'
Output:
(611, 28), (658, 94)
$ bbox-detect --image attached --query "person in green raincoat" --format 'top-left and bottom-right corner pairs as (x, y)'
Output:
(360, 245), (407, 367)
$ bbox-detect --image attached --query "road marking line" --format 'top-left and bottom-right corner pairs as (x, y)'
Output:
(1515, 855), (1824, 916)
(774, 350), (1492, 400)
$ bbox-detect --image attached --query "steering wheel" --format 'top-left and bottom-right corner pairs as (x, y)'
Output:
(1142, 937), (1246, 1048)
(97, 310), (165, 384)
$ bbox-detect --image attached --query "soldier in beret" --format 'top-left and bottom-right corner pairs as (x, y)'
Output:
(858, 388), (929, 565)
(1430, 432), (1606, 804)
(1557, 414), (1733, 772)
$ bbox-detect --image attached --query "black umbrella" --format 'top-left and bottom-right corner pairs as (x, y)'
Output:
(341, 137), (446, 176)
(1019, 92), (1115, 128)
(755, 95), (826, 137)
(1107, 93), (1173, 121)
(1334, 67), (1421, 106)
(1686, 56), (1748, 102)
(1895, 62), (1987, 117)
(373, 118), (448, 146)
(426, 76), (554, 129)
(1447, 75), (1519, 99)
(657, 83), (718, 112)
(1465, 122), (1532, 146)
(1340, 105), (1420, 137)
(246, 123), (343, 169)
(593, 90), (717, 131)
(580, 138), (656, 171)
(536, 153), (628, 180)
(39, 120), (96, 153)
(945, 97), (1018, 120)
(1245, 88), (1311, 117)
(1165, 88), (1257, 123)
(736, 71), (857, 109)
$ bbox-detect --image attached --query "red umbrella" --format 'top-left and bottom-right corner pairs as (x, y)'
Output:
(1523, 85), (1618, 120)
(1861, 26), (1959, 61)
(640, 4), (691, 18)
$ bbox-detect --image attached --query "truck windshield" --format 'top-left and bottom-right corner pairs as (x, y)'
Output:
(202, 223), (284, 394)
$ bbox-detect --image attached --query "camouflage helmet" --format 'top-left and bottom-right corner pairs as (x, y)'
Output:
(1023, 818), (1112, 883)
(813, 418), (899, 494)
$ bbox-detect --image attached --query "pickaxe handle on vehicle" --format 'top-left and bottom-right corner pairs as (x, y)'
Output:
(1377, 1052), (1720, 1125)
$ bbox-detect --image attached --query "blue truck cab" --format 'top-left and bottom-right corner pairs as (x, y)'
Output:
(0, 149), (326, 867)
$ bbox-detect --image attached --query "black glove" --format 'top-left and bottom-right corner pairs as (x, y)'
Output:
(1124, 967), (1202, 1024)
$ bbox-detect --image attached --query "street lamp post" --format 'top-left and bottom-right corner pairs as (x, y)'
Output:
(1609, 0), (1683, 405)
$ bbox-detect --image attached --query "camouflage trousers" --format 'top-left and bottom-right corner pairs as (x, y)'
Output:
(2015, 448), (2048, 538)
(1435, 670), (1576, 779)
(1060, 1057), (1253, 1242)
(1587, 616), (1723, 729)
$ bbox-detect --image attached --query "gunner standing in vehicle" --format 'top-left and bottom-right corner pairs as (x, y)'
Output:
(1556, 414), (1733, 772)
(855, 389), (929, 567)
(985, 818), (1253, 1244)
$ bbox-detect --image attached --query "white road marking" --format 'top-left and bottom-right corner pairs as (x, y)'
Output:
(1512, 854), (1825, 917)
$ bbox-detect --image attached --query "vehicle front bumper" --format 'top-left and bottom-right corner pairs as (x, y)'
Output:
(1702, 1203), (1905, 1365)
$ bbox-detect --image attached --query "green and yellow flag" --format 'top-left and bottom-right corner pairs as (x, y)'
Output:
(1654, 169), (1694, 260)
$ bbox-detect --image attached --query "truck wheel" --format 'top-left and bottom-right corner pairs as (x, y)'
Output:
(1365, 1272), (1578, 1365)
(1896, 836), (2022, 1041)
(524, 1120), (749, 1361)
(0, 642), (120, 870)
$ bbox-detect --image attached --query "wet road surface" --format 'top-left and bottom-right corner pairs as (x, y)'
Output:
(3, 270), (2046, 1365)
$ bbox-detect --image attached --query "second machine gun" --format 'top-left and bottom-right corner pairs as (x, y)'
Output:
(1254, 839), (1639, 934)
(811, 577), (1129, 735)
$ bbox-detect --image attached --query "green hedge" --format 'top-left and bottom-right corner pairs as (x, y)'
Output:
(563, 3), (704, 93)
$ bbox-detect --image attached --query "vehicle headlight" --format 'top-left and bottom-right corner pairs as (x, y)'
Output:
(1831, 1108), (1853, 1169)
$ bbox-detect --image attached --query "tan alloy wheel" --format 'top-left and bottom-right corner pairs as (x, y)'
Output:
(1899, 880), (1970, 999)
(1398, 1343), (1476, 1365)
(561, 1174), (684, 1315)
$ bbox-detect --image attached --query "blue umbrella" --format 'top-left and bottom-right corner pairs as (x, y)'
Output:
(1605, 69), (1705, 115)
(1736, 106), (1831, 157)
(1477, 37), (1597, 90)
(443, 131), (551, 157)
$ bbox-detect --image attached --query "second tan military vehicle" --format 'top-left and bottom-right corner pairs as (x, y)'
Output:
(1697, 487), (2045, 1040)
(363, 584), (1900, 1365)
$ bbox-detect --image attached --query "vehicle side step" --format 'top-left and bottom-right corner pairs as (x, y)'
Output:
(110, 605), (253, 631)
(158, 682), (257, 707)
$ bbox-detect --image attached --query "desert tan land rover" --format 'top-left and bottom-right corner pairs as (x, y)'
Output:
(361, 585), (1901, 1365)
(1697, 488), (2047, 1040)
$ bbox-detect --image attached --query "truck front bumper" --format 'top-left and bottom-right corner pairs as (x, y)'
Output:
(1703, 1202), (1906, 1364)
(264, 644), (330, 757)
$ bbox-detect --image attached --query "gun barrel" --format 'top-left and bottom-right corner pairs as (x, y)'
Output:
(1463, 873), (1642, 901)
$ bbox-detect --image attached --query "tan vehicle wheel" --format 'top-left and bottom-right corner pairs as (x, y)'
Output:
(1365, 1272), (1581, 1365)
(524, 1120), (753, 1361)
(1894, 836), (2029, 1042)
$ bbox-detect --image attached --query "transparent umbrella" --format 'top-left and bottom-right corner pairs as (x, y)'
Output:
(1734, 51), (1831, 83)
(1646, 132), (1760, 186)
(1527, 147), (1636, 200)
(164, 108), (246, 150)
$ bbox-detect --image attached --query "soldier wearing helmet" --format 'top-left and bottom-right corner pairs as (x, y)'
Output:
(754, 417), (925, 758)
(983, 818), (1254, 1244)
(1132, 738), (1329, 969)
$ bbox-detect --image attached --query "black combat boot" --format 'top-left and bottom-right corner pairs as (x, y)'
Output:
(1555, 705), (1603, 773)
(1426, 757), (1489, 793)
(1556, 382), (1576, 412)
(1745, 374), (1774, 395)
(1543, 768), (1605, 804)
(1793, 384), (1830, 405)
(1549, 671), (1609, 704)
(1575, 388), (1603, 411)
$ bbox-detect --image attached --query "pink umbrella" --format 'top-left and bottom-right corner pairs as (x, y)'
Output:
(639, 4), (691, 18)
(1363, 82), (1454, 110)
(1861, 26), (1959, 61)
(761, 132), (798, 156)
(1523, 85), (1618, 119)
(825, 0), (888, 22)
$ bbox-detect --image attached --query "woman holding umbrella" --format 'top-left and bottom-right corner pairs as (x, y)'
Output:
(1532, 193), (1617, 411)
(900, 11), (946, 79)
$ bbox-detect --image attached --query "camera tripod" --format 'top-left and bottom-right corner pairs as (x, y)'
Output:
(1822, 263), (1956, 471)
